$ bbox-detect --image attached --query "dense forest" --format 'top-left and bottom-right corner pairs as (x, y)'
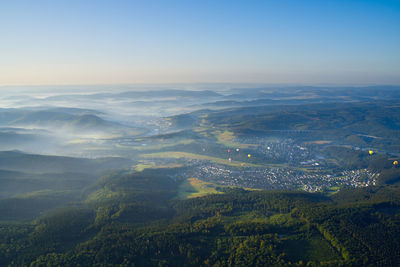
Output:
(0, 166), (398, 266)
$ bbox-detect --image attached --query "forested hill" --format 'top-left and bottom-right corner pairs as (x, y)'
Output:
(168, 100), (400, 151)
(0, 167), (399, 266)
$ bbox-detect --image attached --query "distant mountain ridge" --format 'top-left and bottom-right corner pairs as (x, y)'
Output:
(0, 108), (142, 133)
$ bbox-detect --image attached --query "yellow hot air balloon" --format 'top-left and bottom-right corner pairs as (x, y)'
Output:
(248, 154), (251, 158)
(393, 161), (398, 165)
(369, 150), (374, 155)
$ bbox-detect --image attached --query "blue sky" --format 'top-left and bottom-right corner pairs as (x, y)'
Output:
(0, 0), (399, 85)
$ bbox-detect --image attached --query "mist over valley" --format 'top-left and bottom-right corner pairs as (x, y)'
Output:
(0, 85), (400, 265)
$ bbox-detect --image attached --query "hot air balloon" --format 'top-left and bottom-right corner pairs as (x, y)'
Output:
(227, 149), (231, 153)
(236, 148), (240, 152)
(394, 161), (398, 166)
(369, 150), (374, 155)
(228, 158), (232, 162)
(248, 154), (251, 158)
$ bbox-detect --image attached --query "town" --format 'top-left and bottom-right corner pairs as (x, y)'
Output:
(187, 162), (378, 192)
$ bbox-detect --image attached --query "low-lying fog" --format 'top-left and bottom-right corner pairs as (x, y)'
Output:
(0, 85), (231, 157)
(1, 84), (399, 157)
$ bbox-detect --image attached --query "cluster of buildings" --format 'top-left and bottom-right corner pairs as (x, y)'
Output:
(130, 135), (380, 193)
(188, 163), (378, 193)
(234, 137), (313, 164)
(338, 169), (378, 188)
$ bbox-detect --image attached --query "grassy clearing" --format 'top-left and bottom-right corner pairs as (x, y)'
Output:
(295, 166), (329, 172)
(135, 163), (156, 171)
(193, 126), (213, 138)
(305, 140), (332, 145)
(67, 133), (124, 145)
(67, 139), (92, 144)
(177, 178), (223, 199)
(325, 186), (341, 196)
(193, 126), (208, 132)
(134, 162), (183, 172)
(140, 151), (264, 167)
(214, 130), (257, 149)
(131, 139), (195, 151)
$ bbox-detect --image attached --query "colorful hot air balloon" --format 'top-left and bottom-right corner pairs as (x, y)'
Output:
(248, 154), (251, 158)
(393, 160), (398, 166)
(369, 150), (374, 155)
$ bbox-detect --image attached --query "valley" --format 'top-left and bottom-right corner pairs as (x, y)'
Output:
(0, 86), (399, 266)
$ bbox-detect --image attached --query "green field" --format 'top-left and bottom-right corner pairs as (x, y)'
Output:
(131, 139), (195, 151)
(324, 186), (341, 196)
(141, 151), (264, 167)
(135, 162), (183, 172)
(134, 162), (156, 171)
(177, 177), (223, 199)
(213, 130), (257, 148)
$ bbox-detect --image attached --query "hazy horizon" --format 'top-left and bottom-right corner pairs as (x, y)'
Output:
(1, 0), (399, 86)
